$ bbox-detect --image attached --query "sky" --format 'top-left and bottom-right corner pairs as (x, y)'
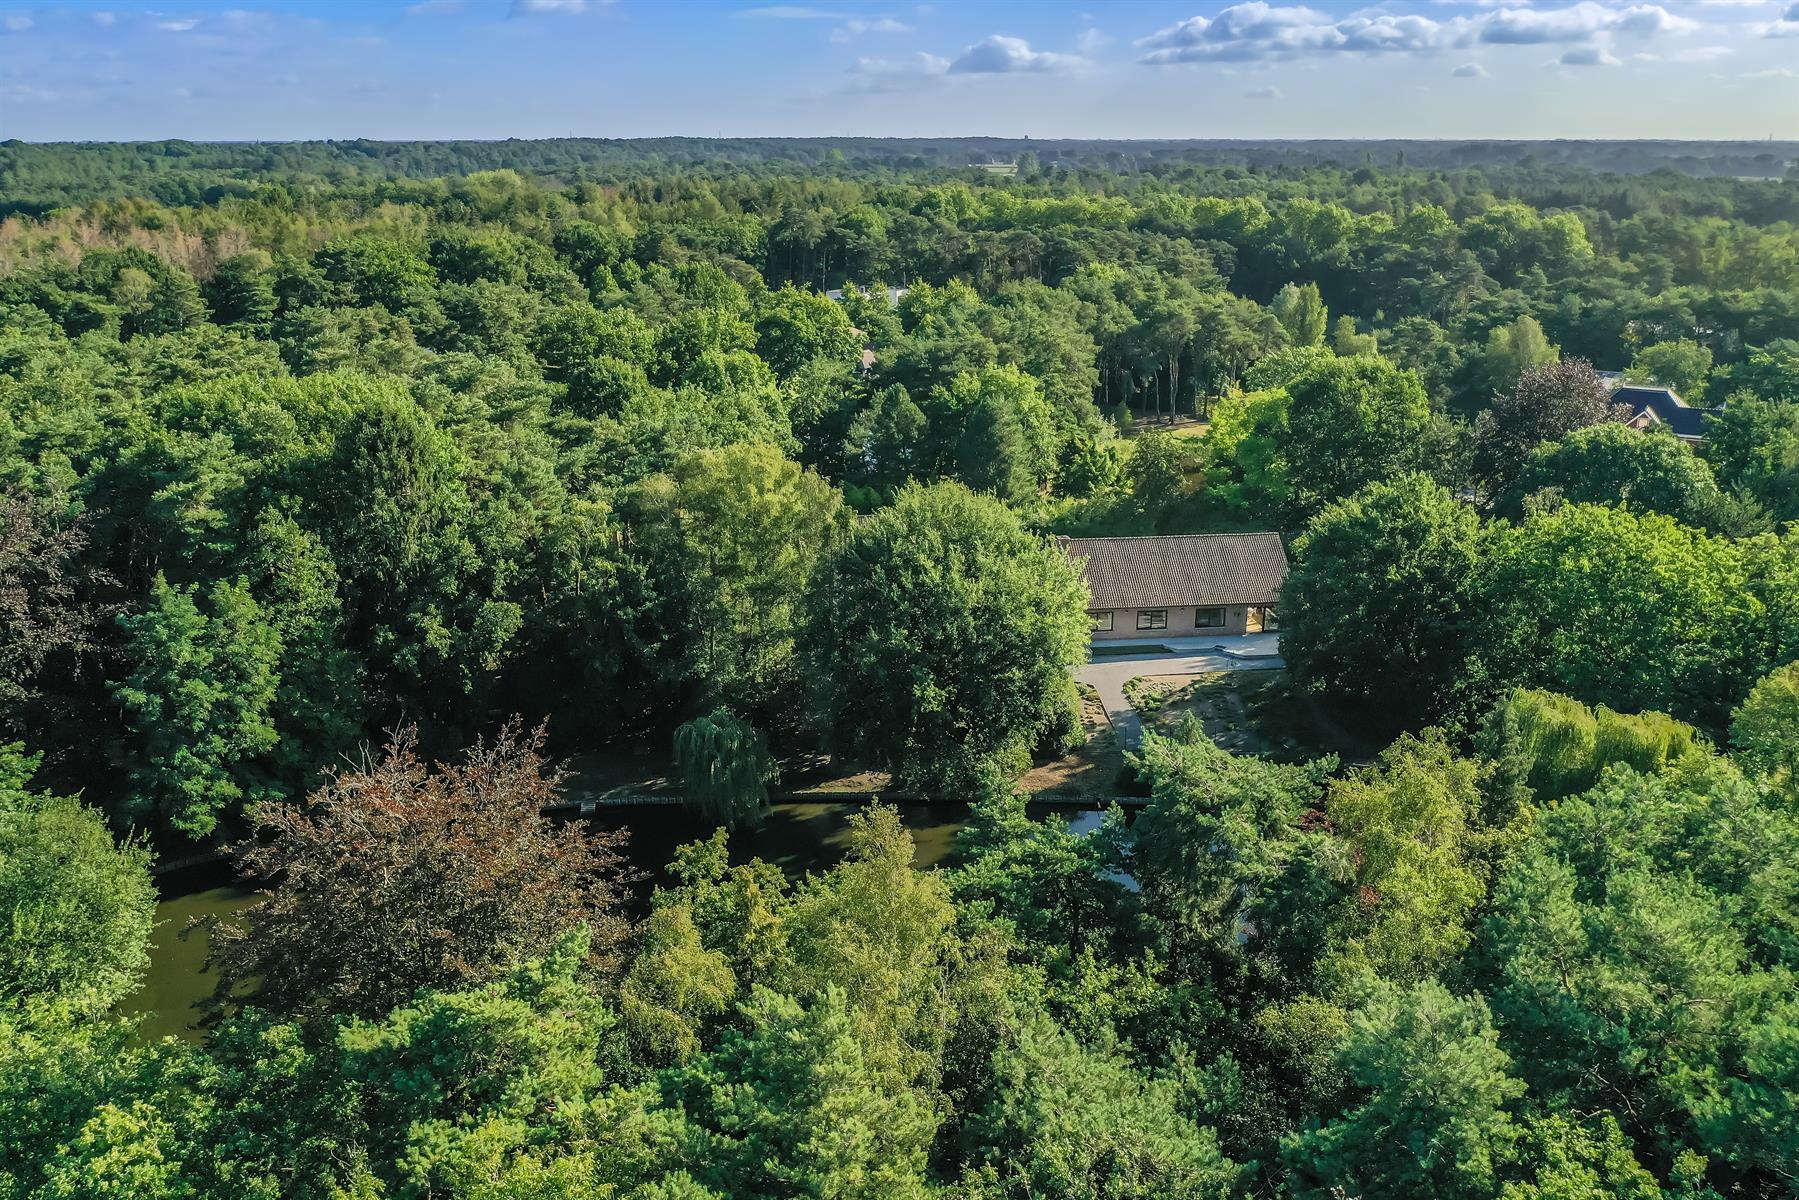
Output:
(1, 0), (1795, 142)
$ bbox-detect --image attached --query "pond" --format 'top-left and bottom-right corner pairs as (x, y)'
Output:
(120, 800), (1114, 1041)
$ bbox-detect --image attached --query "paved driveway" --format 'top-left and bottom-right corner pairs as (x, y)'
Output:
(1075, 634), (1284, 750)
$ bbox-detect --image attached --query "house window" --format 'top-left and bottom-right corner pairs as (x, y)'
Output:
(1137, 609), (1167, 631)
(1090, 611), (1114, 632)
(1195, 606), (1226, 629)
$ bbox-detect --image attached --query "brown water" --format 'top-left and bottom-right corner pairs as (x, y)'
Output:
(121, 800), (1103, 1041)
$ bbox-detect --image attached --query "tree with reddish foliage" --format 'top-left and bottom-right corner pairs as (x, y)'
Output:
(210, 722), (633, 1020)
(0, 487), (110, 729)
(1472, 358), (1625, 495)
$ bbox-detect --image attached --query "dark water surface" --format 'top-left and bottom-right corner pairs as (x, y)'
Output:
(122, 800), (1111, 1041)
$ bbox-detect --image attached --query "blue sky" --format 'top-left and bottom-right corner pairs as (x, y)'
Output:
(2, 0), (1795, 141)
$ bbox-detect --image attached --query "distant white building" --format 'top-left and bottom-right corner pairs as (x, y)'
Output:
(825, 285), (909, 306)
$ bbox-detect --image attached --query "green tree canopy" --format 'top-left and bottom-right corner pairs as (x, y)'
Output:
(674, 707), (777, 831)
(1281, 356), (1434, 521)
(0, 744), (155, 1021)
(1730, 660), (1799, 797)
(803, 482), (1088, 790)
(959, 1016), (1238, 1200)
(1281, 474), (1488, 735)
(1483, 503), (1757, 729)
(1284, 981), (1525, 1200)
(112, 575), (282, 837)
(1271, 282), (1328, 348)
(1496, 422), (1730, 529)
(1627, 338), (1713, 401)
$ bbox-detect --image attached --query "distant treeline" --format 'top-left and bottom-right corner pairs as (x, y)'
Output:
(3, 135), (1794, 214)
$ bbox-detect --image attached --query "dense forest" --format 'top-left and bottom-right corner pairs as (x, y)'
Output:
(3, 135), (1795, 213)
(3, 141), (1799, 1198)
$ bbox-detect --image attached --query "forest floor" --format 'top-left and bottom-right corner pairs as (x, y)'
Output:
(563, 685), (1128, 806)
(1124, 415), (1210, 439)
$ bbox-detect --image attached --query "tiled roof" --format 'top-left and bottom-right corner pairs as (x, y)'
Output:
(1061, 532), (1288, 610)
(1613, 385), (1717, 440)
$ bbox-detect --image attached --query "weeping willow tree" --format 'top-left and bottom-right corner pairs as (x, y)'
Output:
(674, 708), (778, 831)
(1487, 687), (1701, 801)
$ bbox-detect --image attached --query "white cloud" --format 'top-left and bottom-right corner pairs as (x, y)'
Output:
(845, 50), (950, 92)
(2, 14), (32, 32)
(830, 17), (910, 41)
(155, 18), (199, 32)
(512, 0), (593, 13)
(1138, 2), (1704, 64)
(1453, 61), (1489, 75)
(1560, 44), (1620, 64)
(91, 11), (117, 27)
(1763, 4), (1799, 34)
(1139, 3), (1459, 63)
(1244, 84), (1282, 97)
(1480, 3), (1695, 44)
(407, 0), (466, 13)
(218, 9), (274, 31)
(745, 6), (909, 38)
(948, 34), (1084, 73)
(1076, 26), (1111, 54)
(1668, 43), (1733, 60)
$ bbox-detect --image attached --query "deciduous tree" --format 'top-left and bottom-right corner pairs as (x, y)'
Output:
(0, 744), (155, 1020)
(1730, 661), (1799, 795)
(112, 576), (282, 837)
(674, 708), (777, 831)
(803, 482), (1088, 791)
(1473, 358), (1620, 494)
(1282, 357), (1433, 520)
(1627, 338), (1712, 400)
(1281, 474), (1488, 735)
(211, 723), (633, 1020)
(1496, 422), (1731, 529)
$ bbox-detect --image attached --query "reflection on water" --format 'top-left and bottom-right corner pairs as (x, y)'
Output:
(587, 800), (977, 883)
(123, 800), (1106, 1041)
